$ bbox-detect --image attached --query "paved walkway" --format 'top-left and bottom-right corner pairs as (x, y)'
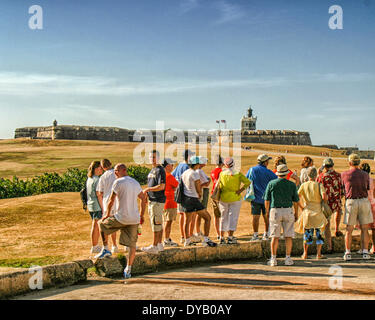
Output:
(15, 253), (375, 300)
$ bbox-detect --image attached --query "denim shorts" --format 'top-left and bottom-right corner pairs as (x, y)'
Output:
(89, 211), (102, 220)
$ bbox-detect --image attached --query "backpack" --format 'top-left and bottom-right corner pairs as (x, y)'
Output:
(174, 180), (185, 204)
(80, 179), (88, 211)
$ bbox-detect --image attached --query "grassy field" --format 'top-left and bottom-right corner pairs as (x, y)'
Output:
(0, 139), (372, 268)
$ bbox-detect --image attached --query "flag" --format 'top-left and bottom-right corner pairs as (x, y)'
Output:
(221, 120), (226, 123)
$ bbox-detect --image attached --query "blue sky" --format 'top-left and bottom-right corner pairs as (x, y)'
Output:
(0, 0), (374, 149)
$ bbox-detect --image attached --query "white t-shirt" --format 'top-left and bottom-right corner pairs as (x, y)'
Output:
(181, 168), (200, 198)
(112, 176), (143, 225)
(96, 169), (117, 215)
(196, 168), (209, 184)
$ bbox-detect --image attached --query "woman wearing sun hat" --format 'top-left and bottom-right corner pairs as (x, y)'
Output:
(217, 157), (251, 244)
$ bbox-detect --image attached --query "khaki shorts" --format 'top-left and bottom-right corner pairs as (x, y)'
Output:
(344, 198), (373, 226)
(99, 217), (138, 248)
(163, 208), (177, 221)
(211, 199), (221, 218)
(149, 201), (164, 232)
(269, 207), (295, 238)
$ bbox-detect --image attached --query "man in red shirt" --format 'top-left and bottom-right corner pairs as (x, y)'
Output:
(162, 158), (179, 247)
(317, 157), (344, 252)
(341, 154), (373, 261)
(210, 156), (224, 239)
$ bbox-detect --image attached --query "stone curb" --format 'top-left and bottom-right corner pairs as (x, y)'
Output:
(95, 235), (363, 277)
(0, 259), (93, 300)
(0, 235), (363, 299)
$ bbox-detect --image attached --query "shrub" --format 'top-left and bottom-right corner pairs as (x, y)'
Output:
(0, 165), (150, 199)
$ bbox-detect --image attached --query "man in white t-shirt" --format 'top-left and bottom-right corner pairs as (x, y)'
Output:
(181, 156), (216, 247)
(97, 163), (147, 279)
(96, 159), (118, 253)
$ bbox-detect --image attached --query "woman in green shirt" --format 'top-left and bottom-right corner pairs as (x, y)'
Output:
(86, 161), (104, 254)
(218, 157), (251, 244)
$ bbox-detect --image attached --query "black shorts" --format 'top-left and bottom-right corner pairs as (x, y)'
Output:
(182, 196), (205, 213)
(251, 202), (266, 215)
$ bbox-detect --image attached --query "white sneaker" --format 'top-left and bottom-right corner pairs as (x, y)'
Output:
(184, 238), (195, 247)
(157, 243), (164, 252)
(164, 239), (178, 247)
(343, 252), (352, 261)
(262, 232), (269, 241)
(141, 245), (159, 254)
(363, 253), (371, 260)
(284, 257), (294, 266)
(111, 246), (119, 254)
(90, 245), (102, 253)
(267, 257), (277, 266)
(251, 234), (260, 241)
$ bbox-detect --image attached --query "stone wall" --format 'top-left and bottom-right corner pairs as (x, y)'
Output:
(15, 125), (313, 146)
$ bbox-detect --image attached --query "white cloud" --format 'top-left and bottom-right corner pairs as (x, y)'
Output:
(214, 1), (245, 25)
(0, 71), (373, 97)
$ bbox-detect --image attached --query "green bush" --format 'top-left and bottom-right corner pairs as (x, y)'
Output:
(0, 166), (150, 199)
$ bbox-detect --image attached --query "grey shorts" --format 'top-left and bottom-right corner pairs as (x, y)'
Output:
(269, 207), (295, 238)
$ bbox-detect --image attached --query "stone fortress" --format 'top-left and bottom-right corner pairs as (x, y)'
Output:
(14, 107), (312, 146)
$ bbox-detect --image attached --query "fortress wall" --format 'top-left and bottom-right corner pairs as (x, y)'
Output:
(14, 126), (312, 146)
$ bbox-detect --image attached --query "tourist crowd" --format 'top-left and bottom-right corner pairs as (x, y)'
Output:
(84, 151), (375, 278)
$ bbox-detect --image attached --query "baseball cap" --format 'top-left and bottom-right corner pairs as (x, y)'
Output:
(162, 158), (177, 168)
(189, 156), (200, 165)
(323, 157), (334, 167)
(257, 154), (272, 162)
(348, 153), (360, 163)
(276, 164), (289, 176)
(198, 156), (208, 164)
(224, 157), (235, 168)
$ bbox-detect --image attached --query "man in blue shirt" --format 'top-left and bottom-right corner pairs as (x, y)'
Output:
(172, 149), (195, 243)
(246, 154), (277, 241)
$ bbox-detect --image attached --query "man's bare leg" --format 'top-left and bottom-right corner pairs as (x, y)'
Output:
(325, 219), (332, 251)
(91, 219), (100, 247)
(271, 237), (279, 256)
(345, 225), (354, 252)
(252, 215), (260, 233)
(179, 213), (185, 239)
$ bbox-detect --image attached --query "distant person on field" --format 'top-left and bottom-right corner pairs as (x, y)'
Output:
(210, 155), (224, 239)
(300, 156), (315, 184)
(218, 157), (250, 244)
(357, 163), (375, 254)
(142, 150), (166, 254)
(162, 158), (179, 247)
(317, 158), (344, 252)
(264, 164), (299, 267)
(86, 161), (104, 254)
(297, 167), (328, 259)
(246, 154), (277, 241)
(172, 149), (195, 244)
(97, 164), (147, 279)
(96, 159), (118, 253)
(341, 154), (373, 261)
(272, 156), (300, 186)
(180, 156), (217, 247)
(192, 156), (211, 242)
